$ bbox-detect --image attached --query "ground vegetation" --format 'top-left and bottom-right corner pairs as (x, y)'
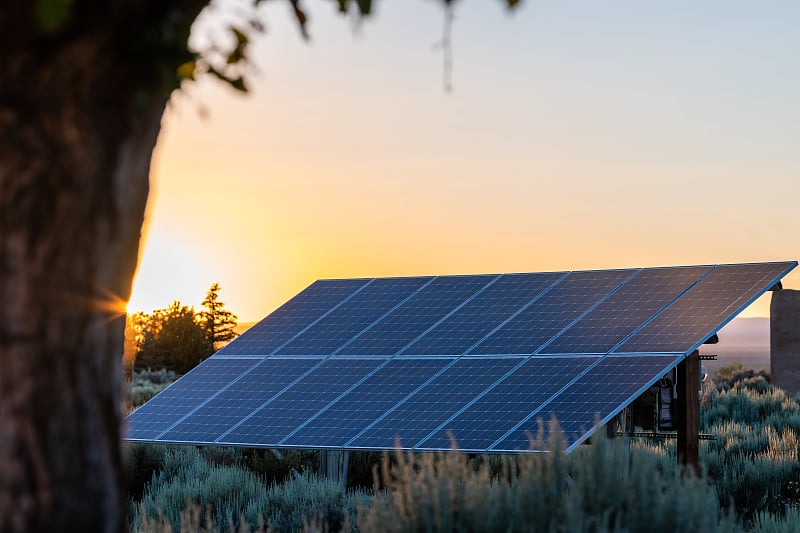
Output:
(125, 362), (800, 532)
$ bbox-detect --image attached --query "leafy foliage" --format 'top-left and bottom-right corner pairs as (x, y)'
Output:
(131, 283), (237, 374)
(155, 0), (525, 95)
(131, 301), (212, 374)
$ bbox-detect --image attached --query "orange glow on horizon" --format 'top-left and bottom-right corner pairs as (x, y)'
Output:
(128, 1), (799, 322)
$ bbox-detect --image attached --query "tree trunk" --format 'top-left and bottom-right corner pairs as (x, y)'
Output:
(0, 12), (189, 530)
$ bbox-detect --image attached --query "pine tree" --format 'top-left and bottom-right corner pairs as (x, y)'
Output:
(200, 283), (239, 350)
(132, 302), (213, 374)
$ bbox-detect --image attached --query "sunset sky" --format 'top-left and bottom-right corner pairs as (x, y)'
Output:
(127, 0), (799, 323)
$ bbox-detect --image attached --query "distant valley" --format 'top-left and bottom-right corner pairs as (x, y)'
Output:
(710, 317), (770, 371)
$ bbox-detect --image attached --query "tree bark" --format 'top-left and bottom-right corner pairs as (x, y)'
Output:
(0, 3), (204, 529)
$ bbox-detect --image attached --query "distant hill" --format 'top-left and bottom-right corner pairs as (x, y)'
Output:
(234, 322), (256, 336)
(711, 317), (770, 371)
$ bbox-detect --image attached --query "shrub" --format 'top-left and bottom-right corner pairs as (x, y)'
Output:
(358, 432), (733, 533)
(129, 447), (369, 532)
(252, 472), (369, 532)
(127, 444), (170, 502)
(751, 507), (800, 533)
(134, 368), (181, 385)
(131, 447), (269, 530)
(126, 362), (800, 531)
(127, 368), (179, 410)
(714, 361), (770, 392)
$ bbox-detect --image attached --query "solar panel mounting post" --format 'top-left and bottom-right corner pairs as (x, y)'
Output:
(676, 350), (700, 475)
(320, 450), (348, 488)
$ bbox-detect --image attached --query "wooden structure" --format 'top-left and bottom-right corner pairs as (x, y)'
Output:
(675, 350), (700, 474)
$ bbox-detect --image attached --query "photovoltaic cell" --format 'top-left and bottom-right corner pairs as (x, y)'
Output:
(277, 277), (432, 356)
(339, 275), (496, 356)
(125, 358), (257, 440)
(217, 358), (383, 446)
(126, 261), (797, 454)
(492, 355), (682, 451)
(282, 358), (451, 447)
(618, 263), (793, 353)
(215, 278), (369, 356)
(416, 357), (596, 451)
(541, 266), (710, 354)
(349, 357), (523, 449)
(468, 270), (635, 355)
(402, 273), (563, 356)
(159, 358), (321, 443)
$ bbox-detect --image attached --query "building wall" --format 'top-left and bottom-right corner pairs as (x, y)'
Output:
(771, 289), (800, 393)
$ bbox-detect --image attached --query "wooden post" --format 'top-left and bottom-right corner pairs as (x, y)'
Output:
(676, 350), (700, 475)
(320, 450), (349, 488)
(319, 449), (328, 477)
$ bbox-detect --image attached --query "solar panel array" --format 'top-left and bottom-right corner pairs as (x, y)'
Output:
(126, 261), (796, 453)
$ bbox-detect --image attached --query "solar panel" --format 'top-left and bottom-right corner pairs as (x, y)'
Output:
(402, 272), (564, 356)
(158, 357), (321, 443)
(467, 269), (636, 355)
(125, 261), (797, 453)
(415, 357), (597, 451)
(491, 354), (683, 452)
(338, 275), (497, 356)
(349, 357), (523, 449)
(126, 358), (258, 440)
(541, 266), (710, 354)
(217, 358), (384, 446)
(215, 279), (369, 356)
(617, 263), (794, 353)
(276, 277), (432, 356)
(282, 358), (452, 447)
